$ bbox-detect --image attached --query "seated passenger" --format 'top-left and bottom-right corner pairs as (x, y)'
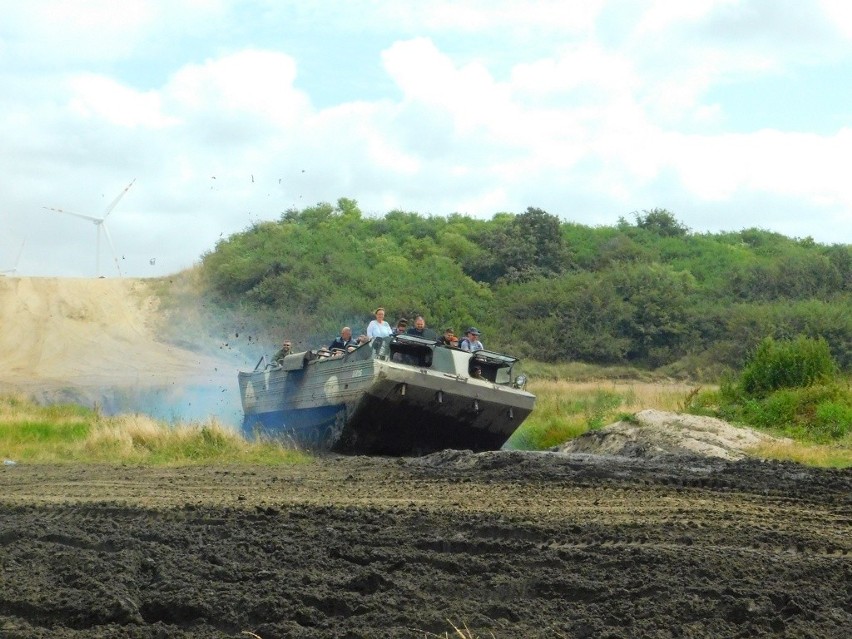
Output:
(405, 315), (437, 340)
(367, 307), (393, 338)
(459, 327), (484, 352)
(438, 327), (458, 347)
(393, 318), (409, 335)
(329, 326), (357, 352)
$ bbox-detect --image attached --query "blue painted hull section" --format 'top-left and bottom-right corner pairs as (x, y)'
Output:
(242, 404), (346, 450)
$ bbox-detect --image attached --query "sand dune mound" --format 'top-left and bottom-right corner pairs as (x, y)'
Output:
(555, 409), (789, 460)
(0, 277), (228, 392)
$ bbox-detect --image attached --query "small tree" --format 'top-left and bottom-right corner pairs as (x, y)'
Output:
(633, 208), (690, 237)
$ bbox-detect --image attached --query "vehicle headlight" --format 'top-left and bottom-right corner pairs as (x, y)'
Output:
(513, 374), (527, 389)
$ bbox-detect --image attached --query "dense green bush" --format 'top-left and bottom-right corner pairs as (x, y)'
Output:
(714, 381), (851, 442)
(196, 200), (851, 373)
(705, 336), (851, 442)
(739, 336), (837, 397)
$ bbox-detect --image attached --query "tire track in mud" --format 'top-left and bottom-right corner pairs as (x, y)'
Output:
(1, 453), (850, 638)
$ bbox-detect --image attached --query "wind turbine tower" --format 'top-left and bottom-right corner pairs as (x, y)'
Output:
(44, 178), (136, 277)
(0, 239), (25, 276)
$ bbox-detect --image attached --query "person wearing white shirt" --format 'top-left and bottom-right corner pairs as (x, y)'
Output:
(366, 307), (393, 338)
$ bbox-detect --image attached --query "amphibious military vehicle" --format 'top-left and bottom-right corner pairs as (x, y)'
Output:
(238, 334), (535, 455)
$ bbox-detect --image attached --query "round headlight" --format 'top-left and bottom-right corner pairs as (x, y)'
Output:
(513, 374), (527, 389)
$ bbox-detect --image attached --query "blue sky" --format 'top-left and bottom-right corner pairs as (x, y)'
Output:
(1, 0), (850, 277)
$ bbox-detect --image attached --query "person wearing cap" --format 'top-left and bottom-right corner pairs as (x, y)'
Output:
(438, 327), (458, 347)
(459, 327), (484, 352)
(366, 307), (393, 338)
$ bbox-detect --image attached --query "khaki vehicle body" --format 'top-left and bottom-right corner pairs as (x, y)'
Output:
(238, 334), (535, 455)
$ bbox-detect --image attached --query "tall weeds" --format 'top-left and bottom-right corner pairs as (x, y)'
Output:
(0, 395), (308, 465)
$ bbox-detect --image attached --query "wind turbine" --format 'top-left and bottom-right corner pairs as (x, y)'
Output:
(0, 239), (25, 276)
(44, 178), (136, 277)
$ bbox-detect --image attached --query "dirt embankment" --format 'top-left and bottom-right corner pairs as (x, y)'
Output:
(0, 278), (201, 384)
(0, 276), (240, 422)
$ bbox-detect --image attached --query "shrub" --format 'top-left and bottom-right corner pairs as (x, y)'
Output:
(739, 336), (837, 397)
(812, 401), (852, 440)
(704, 339), (851, 443)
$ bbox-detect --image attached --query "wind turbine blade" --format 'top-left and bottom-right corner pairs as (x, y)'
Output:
(103, 178), (136, 219)
(44, 206), (102, 224)
(101, 222), (122, 277)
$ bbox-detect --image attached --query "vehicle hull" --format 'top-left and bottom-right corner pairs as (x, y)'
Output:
(239, 339), (535, 455)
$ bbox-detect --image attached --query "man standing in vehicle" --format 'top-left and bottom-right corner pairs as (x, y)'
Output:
(272, 339), (292, 365)
(406, 315), (437, 340)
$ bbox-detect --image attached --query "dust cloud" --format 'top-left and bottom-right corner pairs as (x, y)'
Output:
(0, 276), (245, 426)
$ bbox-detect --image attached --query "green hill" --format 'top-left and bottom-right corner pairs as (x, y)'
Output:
(182, 198), (851, 379)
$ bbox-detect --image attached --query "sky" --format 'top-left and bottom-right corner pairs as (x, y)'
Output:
(1, 0), (851, 278)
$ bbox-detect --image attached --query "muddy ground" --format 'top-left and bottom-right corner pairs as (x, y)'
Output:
(1, 451), (849, 638)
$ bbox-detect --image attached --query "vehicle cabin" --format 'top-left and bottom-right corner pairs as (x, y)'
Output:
(375, 334), (519, 386)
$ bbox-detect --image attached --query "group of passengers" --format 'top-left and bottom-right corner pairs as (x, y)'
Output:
(364, 307), (484, 352)
(274, 308), (484, 364)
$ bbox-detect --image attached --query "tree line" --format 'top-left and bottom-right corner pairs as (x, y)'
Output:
(198, 199), (852, 376)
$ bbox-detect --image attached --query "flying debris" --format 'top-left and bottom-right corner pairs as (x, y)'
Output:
(44, 179), (135, 277)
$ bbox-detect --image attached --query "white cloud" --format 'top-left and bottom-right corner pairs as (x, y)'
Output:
(2, 1), (156, 62)
(67, 74), (178, 128)
(819, 0), (852, 37)
(369, 0), (604, 33)
(1, 0), (850, 278)
(165, 50), (309, 125)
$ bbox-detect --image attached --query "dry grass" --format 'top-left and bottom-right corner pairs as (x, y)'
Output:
(418, 620), (496, 638)
(748, 439), (852, 468)
(528, 379), (705, 412)
(0, 394), (309, 466)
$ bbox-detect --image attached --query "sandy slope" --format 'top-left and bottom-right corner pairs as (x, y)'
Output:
(0, 277), (235, 417)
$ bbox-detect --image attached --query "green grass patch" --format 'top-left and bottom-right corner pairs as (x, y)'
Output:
(0, 420), (90, 443)
(1, 396), (310, 466)
(506, 381), (668, 450)
(705, 381), (852, 444)
(684, 336), (852, 447)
